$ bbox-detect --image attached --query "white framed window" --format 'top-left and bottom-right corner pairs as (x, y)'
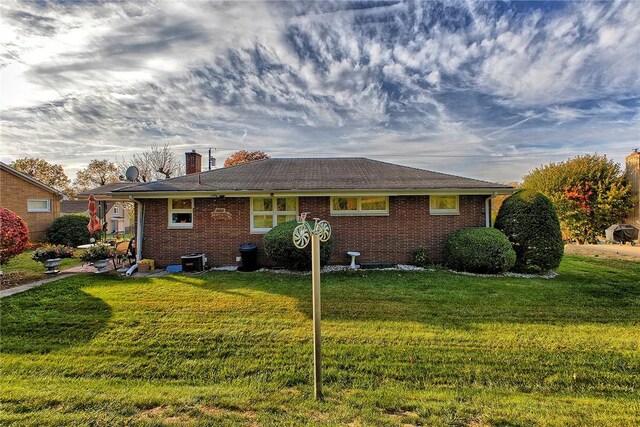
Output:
(330, 196), (389, 216)
(251, 197), (298, 233)
(27, 199), (51, 213)
(430, 195), (459, 215)
(112, 205), (121, 216)
(168, 198), (194, 228)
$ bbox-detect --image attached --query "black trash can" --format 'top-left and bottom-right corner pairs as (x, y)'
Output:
(181, 253), (205, 272)
(238, 243), (258, 272)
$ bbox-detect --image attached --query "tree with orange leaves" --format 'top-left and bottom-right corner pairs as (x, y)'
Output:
(224, 151), (270, 168)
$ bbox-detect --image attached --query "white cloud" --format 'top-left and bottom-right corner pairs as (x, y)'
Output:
(0, 1), (637, 182)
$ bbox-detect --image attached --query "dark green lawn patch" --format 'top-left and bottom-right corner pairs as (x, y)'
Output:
(0, 250), (83, 289)
(1, 255), (638, 426)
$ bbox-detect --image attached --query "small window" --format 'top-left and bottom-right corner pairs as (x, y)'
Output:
(168, 198), (193, 228)
(251, 197), (298, 233)
(330, 196), (388, 215)
(430, 195), (459, 215)
(28, 199), (50, 212)
(113, 206), (121, 215)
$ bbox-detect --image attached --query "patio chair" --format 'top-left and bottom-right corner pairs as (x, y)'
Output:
(114, 238), (136, 268)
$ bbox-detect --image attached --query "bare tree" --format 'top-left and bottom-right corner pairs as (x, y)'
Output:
(149, 143), (183, 179)
(120, 143), (184, 182)
(119, 153), (153, 183)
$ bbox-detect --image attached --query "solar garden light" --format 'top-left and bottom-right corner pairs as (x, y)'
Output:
(292, 212), (332, 400)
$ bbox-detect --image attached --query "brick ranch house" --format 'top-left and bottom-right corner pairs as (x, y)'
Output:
(0, 161), (64, 241)
(111, 156), (514, 268)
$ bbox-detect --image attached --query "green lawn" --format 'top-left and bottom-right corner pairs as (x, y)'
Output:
(1, 255), (638, 426)
(0, 250), (84, 288)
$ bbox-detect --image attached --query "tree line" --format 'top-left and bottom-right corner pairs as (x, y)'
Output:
(9, 145), (270, 197)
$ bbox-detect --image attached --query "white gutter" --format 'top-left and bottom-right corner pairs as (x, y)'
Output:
(117, 188), (517, 199)
(485, 192), (498, 227)
(130, 196), (144, 261)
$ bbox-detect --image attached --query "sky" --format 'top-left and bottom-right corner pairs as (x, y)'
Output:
(1, 0), (639, 183)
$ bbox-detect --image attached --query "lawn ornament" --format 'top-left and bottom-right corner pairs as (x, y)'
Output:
(292, 212), (331, 400)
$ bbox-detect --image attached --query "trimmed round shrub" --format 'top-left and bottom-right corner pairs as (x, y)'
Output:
(0, 208), (30, 264)
(494, 190), (564, 273)
(47, 215), (91, 247)
(443, 227), (516, 274)
(263, 221), (334, 271)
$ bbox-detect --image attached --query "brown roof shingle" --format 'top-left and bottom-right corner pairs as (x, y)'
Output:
(115, 158), (513, 194)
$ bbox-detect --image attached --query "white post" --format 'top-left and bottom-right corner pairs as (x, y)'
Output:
(311, 233), (322, 400)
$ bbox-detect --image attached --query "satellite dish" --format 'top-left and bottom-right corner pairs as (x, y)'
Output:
(125, 166), (139, 182)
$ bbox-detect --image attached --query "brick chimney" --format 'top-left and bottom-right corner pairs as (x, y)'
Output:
(185, 150), (202, 175)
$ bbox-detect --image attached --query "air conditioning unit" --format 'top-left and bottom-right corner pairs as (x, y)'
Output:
(181, 253), (207, 272)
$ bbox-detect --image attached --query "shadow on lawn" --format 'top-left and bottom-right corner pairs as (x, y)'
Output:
(0, 274), (112, 354)
(172, 260), (640, 328)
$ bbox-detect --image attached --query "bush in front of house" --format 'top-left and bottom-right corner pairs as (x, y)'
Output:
(263, 220), (334, 271)
(0, 207), (30, 264)
(412, 246), (431, 267)
(443, 227), (516, 274)
(47, 215), (91, 247)
(494, 190), (564, 273)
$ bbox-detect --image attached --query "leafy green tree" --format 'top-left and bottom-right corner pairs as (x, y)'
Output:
(74, 159), (119, 193)
(522, 155), (633, 243)
(10, 157), (72, 194)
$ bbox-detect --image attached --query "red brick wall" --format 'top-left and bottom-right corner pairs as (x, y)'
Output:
(0, 169), (61, 241)
(141, 195), (487, 267)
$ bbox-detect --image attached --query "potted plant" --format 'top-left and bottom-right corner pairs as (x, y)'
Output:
(81, 243), (116, 273)
(32, 245), (74, 274)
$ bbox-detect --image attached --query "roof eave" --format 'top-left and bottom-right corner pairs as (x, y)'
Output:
(116, 187), (516, 198)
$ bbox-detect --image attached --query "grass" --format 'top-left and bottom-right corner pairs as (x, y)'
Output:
(0, 249), (84, 288)
(1, 254), (638, 426)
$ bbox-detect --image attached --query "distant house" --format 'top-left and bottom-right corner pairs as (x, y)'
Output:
(110, 156), (514, 267)
(0, 162), (64, 241)
(61, 200), (133, 233)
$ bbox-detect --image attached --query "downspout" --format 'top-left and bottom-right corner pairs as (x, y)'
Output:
(126, 196), (144, 276)
(485, 192), (497, 227)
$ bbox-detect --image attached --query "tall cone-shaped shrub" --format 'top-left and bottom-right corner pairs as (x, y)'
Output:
(495, 190), (563, 273)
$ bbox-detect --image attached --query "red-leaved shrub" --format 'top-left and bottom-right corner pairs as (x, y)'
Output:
(0, 207), (30, 264)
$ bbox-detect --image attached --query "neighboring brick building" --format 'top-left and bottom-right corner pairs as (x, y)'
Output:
(0, 162), (64, 241)
(113, 157), (514, 267)
(626, 149), (640, 229)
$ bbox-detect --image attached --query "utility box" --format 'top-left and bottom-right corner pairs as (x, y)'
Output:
(181, 253), (205, 272)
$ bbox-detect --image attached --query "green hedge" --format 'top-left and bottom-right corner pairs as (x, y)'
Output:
(443, 227), (516, 274)
(47, 215), (91, 247)
(263, 221), (334, 271)
(494, 190), (564, 273)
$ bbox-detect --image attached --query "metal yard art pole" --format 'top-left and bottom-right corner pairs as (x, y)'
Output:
(293, 213), (331, 400)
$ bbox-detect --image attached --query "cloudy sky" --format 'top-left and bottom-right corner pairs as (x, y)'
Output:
(1, 1), (638, 182)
